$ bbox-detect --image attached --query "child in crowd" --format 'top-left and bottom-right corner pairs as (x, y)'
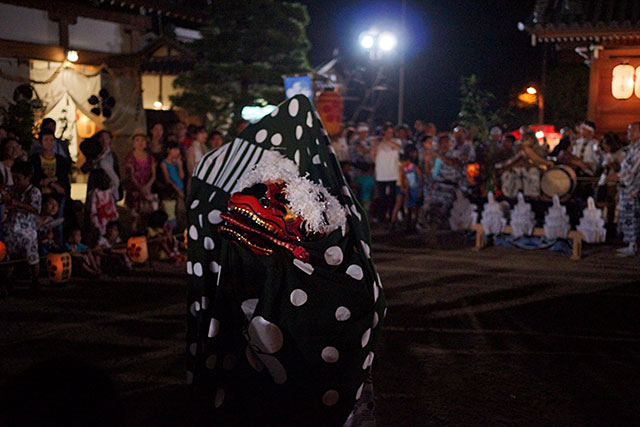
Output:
(87, 168), (118, 244)
(97, 221), (131, 274)
(159, 141), (186, 232)
(147, 209), (182, 262)
(65, 227), (100, 276)
(355, 163), (375, 218)
(124, 132), (157, 233)
(4, 160), (42, 288)
(401, 145), (424, 233)
(39, 195), (64, 247)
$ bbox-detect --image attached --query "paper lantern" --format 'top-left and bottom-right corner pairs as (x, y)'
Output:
(127, 236), (149, 264)
(0, 241), (6, 262)
(316, 89), (343, 136)
(466, 163), (480, 184)
(612, 64), (635, 100)
(184, 229), (188, 250)
(636, 66), (640, 99)
(46, 252), (72, 284)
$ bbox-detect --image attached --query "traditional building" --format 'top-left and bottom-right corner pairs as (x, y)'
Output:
(0, 0), (206, 165)
(523, 0), (640, 136)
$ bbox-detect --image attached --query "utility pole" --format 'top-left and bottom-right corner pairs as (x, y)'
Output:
(397, 0), (406, 125)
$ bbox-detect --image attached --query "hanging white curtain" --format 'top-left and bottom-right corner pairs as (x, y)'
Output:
(30, 61), (103, 126)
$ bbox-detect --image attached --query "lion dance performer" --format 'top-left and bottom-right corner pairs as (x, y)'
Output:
(186, 95), (386, 426)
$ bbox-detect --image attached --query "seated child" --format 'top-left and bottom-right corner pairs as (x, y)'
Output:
(147, 210), (182, 261)
(38, 195), (64, 255)
(65, 227), (100, 277)
(97, 221), (131, 274)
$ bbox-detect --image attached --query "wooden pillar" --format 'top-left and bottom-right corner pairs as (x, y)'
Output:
(587, 49), (601, 123)
(48, 11), (77, 50)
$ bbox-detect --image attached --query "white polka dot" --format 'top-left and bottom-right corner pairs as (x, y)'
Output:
(322, 390), (339, 406)
(355, 383), (364, 400)
(241, 298), (259, 320)
(306, 111), (313, 127)
(383, 307), (388, 319)
(190, 199), (200, 209)
(223, 354), (236, 371)
(346, 264), (363, 281)
(373, 311), (379, 328)
(246, 345), (264, 372)
(193, 262), (203, 277)
(201, 296), (210, 310)
(350, 205), (362, 220)
(186, 261), (193, 275)
(208, 210), (222, 224)
(255, 129), (268, 143)
(209, 260), (220, 273)
(189, 225), (198, 240)
(190, 301), (200, 316)
(293, 259), (314, 275)
(208, 318), (220, 338)
(205, 354), (217, 369)
(186, 371), (194, 384)
(288, 98), (299, 116)
(321, 346), (339, 363)
(290, 289), (308, 306)
(324, 246), (343, 266)
(258, 354), (287, 384)
(361, 240), (370, 258)
(361, 328), (371, 347)
(198, 214), (203, 228)
(312, 154), (321, 164)
(294, 150), (300, 164)
(214, 388), (225, 408)
(248, 316), (284, 354)
(270, 107), (279, 117)
(373, 281), (379, 302)
(189, 342), (197, 356)
(335, 306), (351, 321)
(296, 125), (303, 140)
(362, 351), (374, 369)
(376, 272), (383, 288)
(271, 133), (282, 146)
(204, 237), (215, 250)
(315, 138), (320, 145)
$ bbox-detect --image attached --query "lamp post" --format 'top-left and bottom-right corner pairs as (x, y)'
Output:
(526, 86), (544, 124)
(356, 29), (397, 126)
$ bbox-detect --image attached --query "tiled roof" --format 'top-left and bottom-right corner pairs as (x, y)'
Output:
(526, 0), (640, 42)
(94, 0), (209, 24)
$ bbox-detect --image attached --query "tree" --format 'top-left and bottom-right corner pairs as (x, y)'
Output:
(172, 0), (312, 132)
(457, 74), (507, 142)
(543, 64), (588, 128)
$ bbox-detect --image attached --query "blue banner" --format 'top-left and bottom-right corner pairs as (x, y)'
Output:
(284, 75), (313, 102)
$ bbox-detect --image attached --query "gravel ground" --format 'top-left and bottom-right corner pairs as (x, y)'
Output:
(1, 231), (638, 426)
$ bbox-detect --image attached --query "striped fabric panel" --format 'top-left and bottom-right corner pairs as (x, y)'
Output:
(195, 138), (265, 192)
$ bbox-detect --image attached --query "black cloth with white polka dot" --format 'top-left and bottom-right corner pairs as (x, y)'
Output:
(186, 95), (386, 425)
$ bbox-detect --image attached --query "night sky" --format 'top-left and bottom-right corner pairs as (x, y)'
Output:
(299, 0), (543, 130)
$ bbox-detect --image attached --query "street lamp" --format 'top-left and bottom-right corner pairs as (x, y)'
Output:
(519, 85), (544, 124)
(359, 29), (397, 60)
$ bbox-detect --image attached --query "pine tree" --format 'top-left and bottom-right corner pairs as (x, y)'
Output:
(171, 0), (312, 132)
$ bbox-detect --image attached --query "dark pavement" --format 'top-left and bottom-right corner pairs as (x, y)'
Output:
(1, 232), (639, 426)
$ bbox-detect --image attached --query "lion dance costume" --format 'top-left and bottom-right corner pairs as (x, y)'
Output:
(186, 95), (386, 425)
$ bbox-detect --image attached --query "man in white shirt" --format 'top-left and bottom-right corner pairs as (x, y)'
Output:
(572, 121), (601, 175)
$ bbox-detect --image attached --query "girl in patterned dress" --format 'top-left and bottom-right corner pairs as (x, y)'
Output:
(124, 133), (157, 233)
(4, 160), (42, 288)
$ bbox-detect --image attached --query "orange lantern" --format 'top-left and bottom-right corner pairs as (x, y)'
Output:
(0, 241), (6, 262)
(316, 89), (343, 136)
(127, 236), (149, 264)
(466, 163), (480, 185)
(46, 252), (72, 284)
(184, 229), (188, 250)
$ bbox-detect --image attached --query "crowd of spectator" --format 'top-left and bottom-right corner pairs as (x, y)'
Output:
(333, 119), (640, 251)
(0, 120), (225, 294)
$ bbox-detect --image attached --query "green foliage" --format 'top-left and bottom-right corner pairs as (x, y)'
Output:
(544, 64), (588, 128)
(457, 74), (506, 142)
(0, 85), (40, 152)
(171, 0), (312, 133)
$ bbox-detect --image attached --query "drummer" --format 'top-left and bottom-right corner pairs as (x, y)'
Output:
(572, 121), (601, 175)
(497, 131), (553, 198)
